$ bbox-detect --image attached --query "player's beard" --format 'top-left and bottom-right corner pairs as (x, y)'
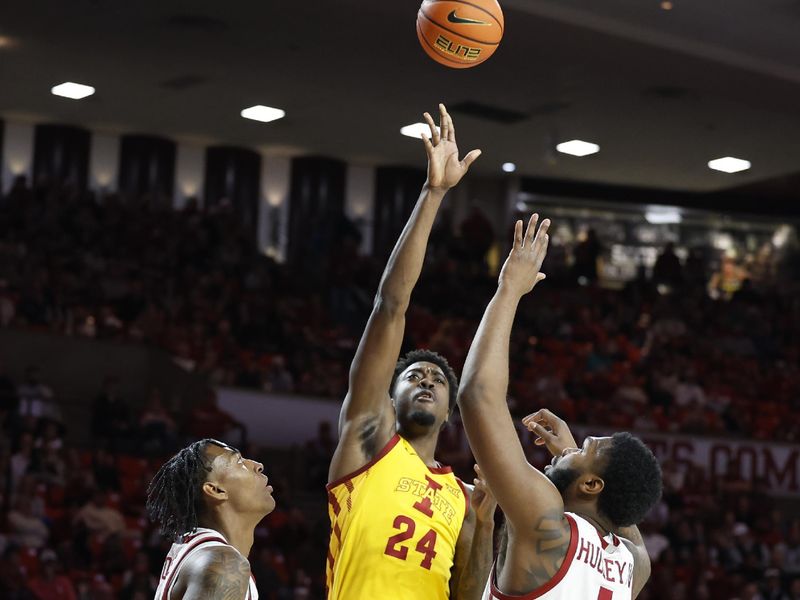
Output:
(546, 467), (580, 494)
(409, 410), (436, 427)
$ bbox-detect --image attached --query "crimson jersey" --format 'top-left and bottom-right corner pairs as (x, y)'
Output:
(154, 527), (258, 600)
(482, 513), (635, 600)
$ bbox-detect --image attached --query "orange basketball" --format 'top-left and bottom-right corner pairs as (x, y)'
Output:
(416, 0), (504, 69)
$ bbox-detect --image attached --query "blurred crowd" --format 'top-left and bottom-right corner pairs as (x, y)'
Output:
(1, 179), (800, 598)
(1, 178), (798, 441)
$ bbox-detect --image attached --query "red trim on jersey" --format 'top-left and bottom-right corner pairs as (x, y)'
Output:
(160, 535), (227, 600)
(179, 530), (206, 544)
(333, 522), (342, 544)
(596, 529), (621, 551)
(455, 478), (470, 521)
(489, 513), (579, 600)
(427, 464), (454, 475)
(328, 490), (341, 516)
(326, 433), (401, 491)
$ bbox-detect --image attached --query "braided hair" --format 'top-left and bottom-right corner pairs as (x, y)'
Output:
(146, 439), (224, 541)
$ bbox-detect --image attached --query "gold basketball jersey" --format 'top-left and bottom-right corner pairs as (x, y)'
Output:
(326, 434), (468, 600)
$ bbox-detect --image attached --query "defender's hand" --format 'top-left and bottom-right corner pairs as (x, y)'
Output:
(522, 409), (578, 457)
(498, 214), (550, 298)
(422, 103), (481, 192)
(471, 464), (497, 524)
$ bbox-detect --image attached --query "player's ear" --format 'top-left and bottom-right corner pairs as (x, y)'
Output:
(202, 481), (228, 501)
(578, 475), (604, 497)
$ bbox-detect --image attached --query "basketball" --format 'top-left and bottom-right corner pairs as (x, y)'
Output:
(417, 0), (504, 69)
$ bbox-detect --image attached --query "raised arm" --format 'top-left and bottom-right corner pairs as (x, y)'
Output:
(329, 104), (481, 483)
(458, 215), (560, 529)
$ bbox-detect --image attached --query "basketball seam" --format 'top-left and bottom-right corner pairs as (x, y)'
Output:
(425, 0), (504, 34)
(416, 20), (474, 66)
(419, 12), (500, 47)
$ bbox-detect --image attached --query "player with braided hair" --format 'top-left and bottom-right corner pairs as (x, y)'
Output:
(147, 439), (273, 599)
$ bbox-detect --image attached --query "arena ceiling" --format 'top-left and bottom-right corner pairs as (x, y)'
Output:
(2, 0), (800, 197)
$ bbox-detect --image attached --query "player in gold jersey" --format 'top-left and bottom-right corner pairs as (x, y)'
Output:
(326, 104), (496, 600)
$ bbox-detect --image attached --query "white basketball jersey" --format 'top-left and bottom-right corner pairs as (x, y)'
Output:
(154, 527), (259, 600)
(482, 512), (635, 600)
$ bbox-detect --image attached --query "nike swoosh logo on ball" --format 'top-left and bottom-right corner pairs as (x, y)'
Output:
(446, 10), (491, 25)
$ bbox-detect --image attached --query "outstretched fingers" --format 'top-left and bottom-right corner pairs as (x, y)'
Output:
(421, 132), (434, 157)
(460, 148), (481, 170)
(535, 218), (551, 248)
(524, 214), (539, 248)
(513, 219), (524, 249)
(444, 105), (456, 142)
(423, 111), (440, 146)
(439, 103), (450, 142)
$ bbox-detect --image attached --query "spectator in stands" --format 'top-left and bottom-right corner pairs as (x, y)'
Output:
(17, 365), (59, 424)
(674, 368), (707, 408)
(92, 449), (121, 492)
(262, 354), (295, 393)
(780, 524), (800, 577)
(7, 493), (49, 549)
(10, 432), (35, 493)
(653, 242), (684, 288)
(138, 389), (177, 455)
(26, 548), (77, 600)
(73, 489), (125, 542)
(186, 389), (245, 447)
(572, 228), (603, 284)
(0, 545), (30, 600)
(90, 376), (131, 451)
(709, 253), (749, 299)
(762, 568), (789, 600)
(119, 551), (157, 600)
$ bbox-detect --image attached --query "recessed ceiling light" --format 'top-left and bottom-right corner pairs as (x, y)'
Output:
(502, 162), (517, 173)
(708, 156), (751, 173)
(645, 206), (682, 224)
(400, 123), (441, 139)
(51, 82), (95, 100)
(0, 35), (15, 48)
(556, 139), (600, 157)
(241, 105), (286, 123)
(660, 1), (673, 10)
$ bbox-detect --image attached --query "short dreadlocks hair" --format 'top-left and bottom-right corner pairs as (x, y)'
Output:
(597, 432), (662, 527)
(390, 349), (458, 412)
(146, 439), (224, 541)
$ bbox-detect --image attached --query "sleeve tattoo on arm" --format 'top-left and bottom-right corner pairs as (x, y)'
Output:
(199, 550), (251, 600)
